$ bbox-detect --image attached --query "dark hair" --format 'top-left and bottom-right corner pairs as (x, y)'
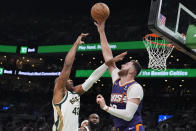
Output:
(131, 60), (142, 76)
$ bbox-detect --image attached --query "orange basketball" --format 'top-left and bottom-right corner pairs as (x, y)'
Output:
(91, 3), (110, 23)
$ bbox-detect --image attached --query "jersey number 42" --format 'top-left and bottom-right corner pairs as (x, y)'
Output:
(72, 107), (80, 115)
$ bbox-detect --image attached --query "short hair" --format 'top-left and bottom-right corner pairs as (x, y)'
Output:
(131, 60), (142, 76)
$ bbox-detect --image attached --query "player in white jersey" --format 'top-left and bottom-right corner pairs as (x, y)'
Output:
(52, 33), (127, 131)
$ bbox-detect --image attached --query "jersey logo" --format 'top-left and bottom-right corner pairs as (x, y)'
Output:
(124, 85), (129, 90)
(69, 96), (80, 105)
(111, 93), (127, 103)
(111, 93), (123, 103)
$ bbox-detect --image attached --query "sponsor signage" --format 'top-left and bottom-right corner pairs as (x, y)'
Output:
(76, 69), (196, 78)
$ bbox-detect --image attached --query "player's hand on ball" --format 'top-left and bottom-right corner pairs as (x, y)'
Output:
(75, 33), (89, 45)
(94, 21), (105, 33)
(105, 51), (128, 66)
(96, 94), (106, 109)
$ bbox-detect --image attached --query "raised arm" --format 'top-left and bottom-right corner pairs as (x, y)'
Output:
(74, 52), (127, 95)
(52, 33), (88, 104)
(94, 22), (116, 74)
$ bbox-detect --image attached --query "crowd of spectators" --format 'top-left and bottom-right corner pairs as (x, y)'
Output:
(0, 80), (196, 131)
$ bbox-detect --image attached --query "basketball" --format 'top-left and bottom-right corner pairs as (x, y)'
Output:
(91, 3), (110, 23)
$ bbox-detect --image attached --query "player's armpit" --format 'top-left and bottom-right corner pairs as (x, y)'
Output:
(52, 77), (67, 104)
(73, 85), (85, 96)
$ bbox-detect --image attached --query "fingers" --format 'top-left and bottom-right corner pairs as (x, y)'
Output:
(96, 94), (103, 99)
(119, 51), (127, 57)
(94, 21), (105, 26)
(75, 33), (89, 45)
(96, 98), (100, 104)
(96, 94), (102, 100)
(94, 21), (98, 26)
(80, 33), (89, 37)
(97, 94), (102, 99)
(80, 41), (84, 44)
(96, 94), (103, 104)
(116, 51), (127, 59)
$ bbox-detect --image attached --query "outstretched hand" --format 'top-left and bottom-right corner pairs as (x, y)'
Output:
(96, 94), (106, 109)
(74, 33), (89, 45)
(105, 51), (127, 66)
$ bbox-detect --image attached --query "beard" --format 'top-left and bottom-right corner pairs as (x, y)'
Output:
(66, 83), (74, 92)
(89, 121), (99, 129)
(118, 69), (129, 76)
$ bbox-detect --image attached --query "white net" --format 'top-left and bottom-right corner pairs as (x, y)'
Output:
(143, 34), (174, 70)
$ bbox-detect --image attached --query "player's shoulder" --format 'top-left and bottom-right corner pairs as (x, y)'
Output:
(127, 82), (144, 100)
(129, 82), (144, 93)
(133, 82), (143, 89)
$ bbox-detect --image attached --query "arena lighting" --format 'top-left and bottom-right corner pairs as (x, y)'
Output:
(2, 106), (9, 110)
(0, 68), (3, 75)
(157, 115), (173, 123)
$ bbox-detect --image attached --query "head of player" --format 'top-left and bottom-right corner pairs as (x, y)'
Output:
(54, 77), (75, 92)
(118, 60), (141, 78)
(66, 79), (75, 91)
(88, 113), (100, 129)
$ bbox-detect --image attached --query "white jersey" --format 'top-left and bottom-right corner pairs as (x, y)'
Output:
(52, 91), (80, 131)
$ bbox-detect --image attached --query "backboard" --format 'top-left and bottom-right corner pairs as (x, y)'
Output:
(148, 0), (196, 60)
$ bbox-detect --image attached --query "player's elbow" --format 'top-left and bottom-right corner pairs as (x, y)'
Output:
(123, 114), (134, 121)
(64, 63), (71, 68)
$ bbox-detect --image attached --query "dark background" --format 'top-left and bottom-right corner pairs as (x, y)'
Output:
(0, 0), (196, 130)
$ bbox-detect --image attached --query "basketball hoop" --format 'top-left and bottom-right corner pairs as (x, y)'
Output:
(143, 34), (174, 70)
